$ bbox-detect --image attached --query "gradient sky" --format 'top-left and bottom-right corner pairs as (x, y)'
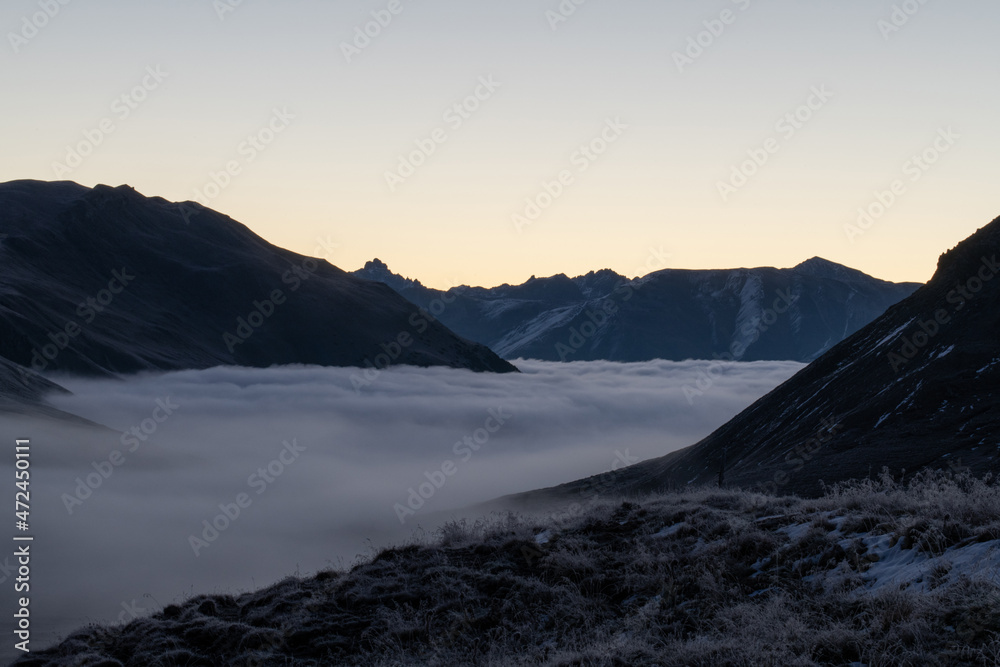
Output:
(2, 0), (997, 288)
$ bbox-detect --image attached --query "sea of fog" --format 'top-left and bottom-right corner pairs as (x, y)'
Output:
(0, 358), (802, 657)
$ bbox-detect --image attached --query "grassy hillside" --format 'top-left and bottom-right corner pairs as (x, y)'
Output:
(18, 470), (1000, 666)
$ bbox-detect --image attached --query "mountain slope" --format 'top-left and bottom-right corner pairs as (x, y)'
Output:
(0, 181), (516, 376)
(0, 353), (75, 418)
(529, 215), (1000, 500)
(353, 258), (920, 363)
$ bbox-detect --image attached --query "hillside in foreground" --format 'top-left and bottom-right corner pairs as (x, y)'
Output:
(18, 471), (1000, 666)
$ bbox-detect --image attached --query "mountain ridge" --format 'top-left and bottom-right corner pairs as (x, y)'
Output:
(0, 180), (517, 378)
(353, 257), (922, 364)
(511, 214), (1000, 501)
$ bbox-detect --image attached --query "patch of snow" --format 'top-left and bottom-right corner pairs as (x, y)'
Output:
(873, 318), (916, 350)
(863, 538), (1000, 592)
(977, 357), (1000, 374)
(654, 523), (685, 538)
(779, 522), (814, 543)
(894, 380), (924, 412)
(479, 298), (531, 319)
(729, 273), (765, 360)
(492, 305), (585, 356)
(934, 345), (955, 360)
(821, 529), (1000, 595)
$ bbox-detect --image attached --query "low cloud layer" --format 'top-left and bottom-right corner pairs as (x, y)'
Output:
(0, 359), (802, 656)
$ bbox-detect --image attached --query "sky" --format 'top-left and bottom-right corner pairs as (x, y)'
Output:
(1, 0), (997, 289)
(0, 359), (802, 657)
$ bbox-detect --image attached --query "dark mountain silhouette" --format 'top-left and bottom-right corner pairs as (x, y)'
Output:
(354, 257), (920, 363)
(517, 215), (1000, 500)
(0, 354), (77, 419)
(0, 180), (516, 377)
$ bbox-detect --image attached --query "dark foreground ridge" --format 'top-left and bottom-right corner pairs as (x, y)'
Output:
(0, 355), (65, 407)
(0, 180), (516, 378)
(519, 214), (1000, 499)
(17, 473), (1000, 666)
(0, 355), (96, 423)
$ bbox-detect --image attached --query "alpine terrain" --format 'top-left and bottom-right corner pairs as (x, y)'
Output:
(519, 215), (1000, 500)
(354, 257), (920, 363)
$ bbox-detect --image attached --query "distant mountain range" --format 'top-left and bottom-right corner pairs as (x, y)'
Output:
(0, 180), (516, 390)
(518, 214), (1000, 500)
(353, 257), (921, 363)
